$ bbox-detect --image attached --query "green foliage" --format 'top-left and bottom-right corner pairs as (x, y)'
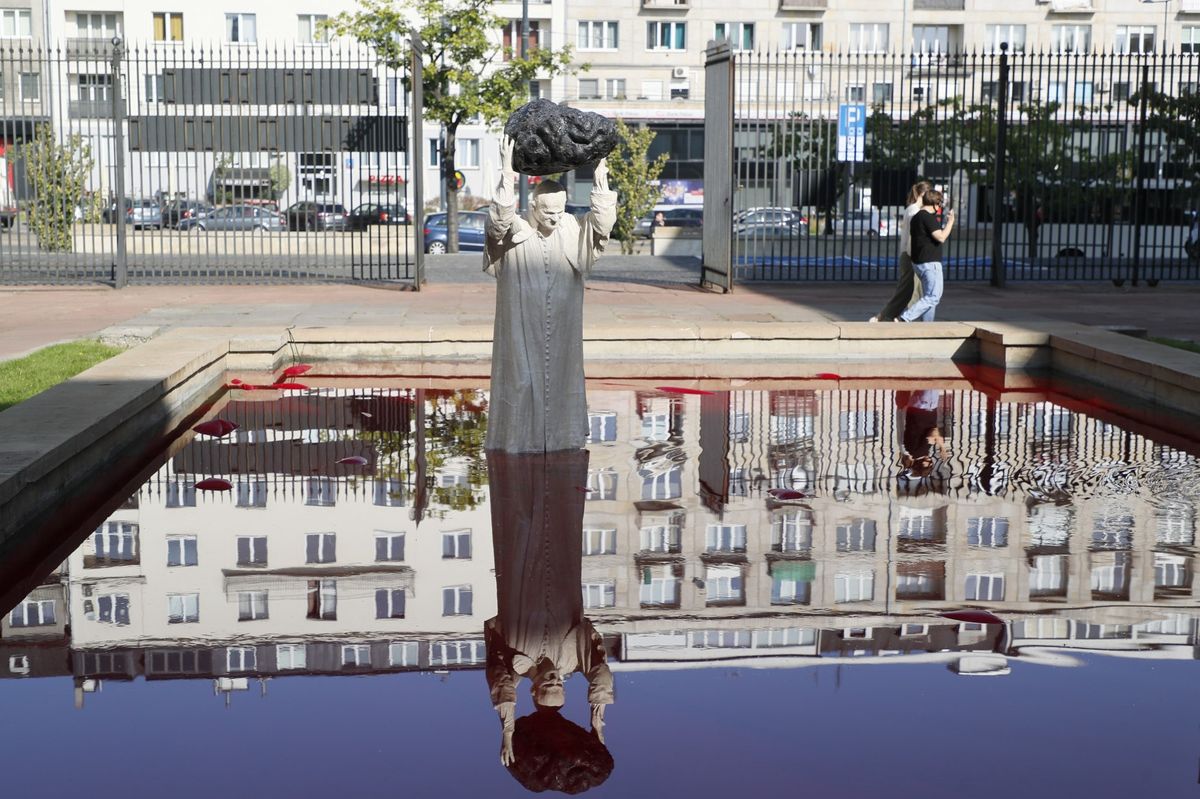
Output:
(18, 123), (94, 252)
(606, 119), (668, 254)
(267, 154), (292, 200)
(212, 153), (234, 204)
(0, 340), (124, 411)
(326, 0), (577, 252)
(761, 111), (833, 170)
(1134, 88), (1200, 203)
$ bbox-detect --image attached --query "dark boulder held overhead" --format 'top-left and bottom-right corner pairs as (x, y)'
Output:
(504, 99), (618, 176)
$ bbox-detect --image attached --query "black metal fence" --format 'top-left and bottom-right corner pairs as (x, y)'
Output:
(0, 42), (415, 284)
(729, 48), (1200, 283)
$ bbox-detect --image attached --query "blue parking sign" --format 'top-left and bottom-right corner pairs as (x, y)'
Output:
(837, 103), (866, 162)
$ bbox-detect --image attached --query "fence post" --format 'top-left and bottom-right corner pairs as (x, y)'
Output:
(410, 32), (425, 289)
(1130, 62), (1149, 288)
(110, 38), (128, 289)
(700, 41), (734, 293)
(989, 43), (1009, 289)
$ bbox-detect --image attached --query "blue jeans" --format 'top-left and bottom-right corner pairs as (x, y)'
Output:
(901, 261), (943, 322)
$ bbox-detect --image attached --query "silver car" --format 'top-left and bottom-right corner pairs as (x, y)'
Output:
(180, 204), (286, 232)
(126, 199), (163, 230)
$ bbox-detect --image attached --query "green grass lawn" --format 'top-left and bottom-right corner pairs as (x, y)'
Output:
(0, 340), (125, 412)
(1151, 337), (1200, 355)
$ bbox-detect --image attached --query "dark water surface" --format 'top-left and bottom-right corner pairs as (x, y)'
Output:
(2, 381), (1199, 797)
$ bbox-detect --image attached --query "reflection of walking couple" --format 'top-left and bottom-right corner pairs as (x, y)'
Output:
(870, 182), (956, 323)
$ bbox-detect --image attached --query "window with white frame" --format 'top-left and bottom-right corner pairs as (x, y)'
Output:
(641, 466), (682, 500)
(442, 585), (473, 616)
(582, 581), (617, 608)
(1156, 504), (1195, 546)
(153, 12), (184, 41)
(583, 527), (617, 556)
(227, 646), (256, 672)
(167, 593), (199, 623)
(502, 19), (542, 58)
(872, 82), (893, 103)
(983, 24), (1025, 53)
(225, 13), (256, 43)
(898, 507), (939, 540)
(912, 25), (952, 56)
(705, 565), (745, 604)
(297, 13), (327, 43)
(389, 641), (419, 667)
(1091, 552), (1131, 596)
(1028, 503), (1073, 547)
(714, 22), (754, 51)
(578, 20), (618, 50)
(342, 645), (371, 667)
(166, 479), (196, 507)
(1115, 26), (1155, 54)
(770, 413), (814, 443)
(846, 84), (866, 103)
(91, 593), (131, 625)
(587, 412), (617, 442)
(705, 523), (747, 553)
(1029, 555), (1067, 595)
(646, 20), (686, 51)
(836, 518), (877, 552)
(237, 591), (268, 621)
(967, 517), (1009, 547)
(376, 588), (406, 619)
(375, 532), (405, 562)
(771, 566), (812, 605)
(74, 72), (112, 103)
(10, 598), (55, 627)
(92, 522), (137, 563)
(1014, 618), (1069, 639)
(1, 8), (31, 38)
(306, 533), (336, 564)
(305, 477), (336, 506)
(442, 530), (472, 559)
(839, 410), (878, 440)
(728, 411), (751, 443)
(641, 411), (672, 441)
(430, 640), (485, 666)
(772, 510), (814, 552)
(849, 23), (889, 54)
(896, 571), (935, 597)
(605, 78), (627, 100)
(277, 644), (307, 669)
(965, 573), (1005, 601)
(782, 21), (821, 51)
(834, 571), (874, 603)
(586, 468), (618, 500)
(427, 139), (440, 168)
(1184, 26), (1200, 54)
(1154, 553), (1190, 589)
(236, 480), (268, 508)
(236, 535), (267, 567)
(306, 579), (337, 620)
(640, 521), (682, 552)
(74, 12), (121, 39)
(579, 78), (601, 100)
(458, 138), (480, 169)
(691, 630), (752, 648)
(374, 478), (406, 507)
(1092, 507), (1134, 550)
(1051, 24), (1090, 54)
(143, 73), (165, 103)
(639, 566), (680, 607)
(166, 535), (198, 567)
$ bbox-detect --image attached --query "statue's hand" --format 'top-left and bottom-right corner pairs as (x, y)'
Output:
(593, 158), (609, 193)
(500, 135), (516, 176)
(590, 703), (606, 743)
(500, 729), (515, 766)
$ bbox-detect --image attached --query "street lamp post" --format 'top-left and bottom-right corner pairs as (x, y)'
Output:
(1141, 0), (1172, 54)
(518, 0), (530, 215)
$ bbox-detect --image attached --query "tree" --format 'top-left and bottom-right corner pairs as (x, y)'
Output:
(606, 119), (668, 254)
(267, 153), (292, 200)
(326, 0), (576, 253)
(758, 112), (838, 232)
(18, 123), (94, 252)
(1134, 88), (1200, 205)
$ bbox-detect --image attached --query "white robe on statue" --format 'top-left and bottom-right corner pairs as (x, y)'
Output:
(483, 174), (617, 453)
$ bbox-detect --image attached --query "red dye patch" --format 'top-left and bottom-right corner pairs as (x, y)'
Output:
(282, 364), (314, 377)
(656, 386), (716, 396)
(337, 456), (369, 466)
(193, 419), (239, 437)
(940, 610), (1003, 625)
(815, 373), (840, 380)
(767, 488), (809, 501)
(270, 382), (310, 391)
(194, 478), (233, 491)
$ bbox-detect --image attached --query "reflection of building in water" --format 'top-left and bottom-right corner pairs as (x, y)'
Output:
(3, 386), (1200, 693)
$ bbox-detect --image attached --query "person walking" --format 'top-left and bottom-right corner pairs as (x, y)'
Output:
(870, 180), (931, 322)
(898, 189), (954, 323)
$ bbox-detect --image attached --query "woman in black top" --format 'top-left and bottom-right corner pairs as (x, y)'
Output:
(898, 189), (955, 322)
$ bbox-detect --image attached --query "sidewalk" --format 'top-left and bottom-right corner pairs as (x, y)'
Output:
(3, 261), (1199, 361)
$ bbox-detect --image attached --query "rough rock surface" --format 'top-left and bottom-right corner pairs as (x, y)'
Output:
(504, 99), (618, 176)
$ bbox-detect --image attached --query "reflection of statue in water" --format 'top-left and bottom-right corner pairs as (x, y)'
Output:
(485, 449), (614, 793)
(483, 135), (617, 453)
(895, 389), (950, 495)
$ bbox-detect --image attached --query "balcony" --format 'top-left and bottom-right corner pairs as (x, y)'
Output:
(642, 0), (690, 8)
(1048, 0), (1093, 12)
(779, 0), (828, 9)
(913, 0), (965, 8)
(69, 99), (120, 118)
(65, 37), (117, 59)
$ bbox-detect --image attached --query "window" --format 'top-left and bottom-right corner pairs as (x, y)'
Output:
(92, 522), (137, 563)
(236, 535), (268, 567)
(389, 641), (419, 666)
(967, 517), (1009, 547)
(983, 24), (1025, 53)
(1154, 553), (1191, 589)
(1073, 81), (1093, 104)
(458, 138), (480, 169)
(586, 468), (618, 500)
(771, 565), (812, 605)
(772, 510), (813, 552)
(166, 535), (198, 566)
(166, 480), (195, 507)
(376, 588), (406, 619)
(167, 593), (199, 623)
(342, 645), (371, 667)
(74, 12), (120, 39)
(839, 411), (877, 441)
(846, 85), (865, 103)
(965, 573), (1005, 601)
(91, 593), (131, 626)
(640, 466), (682, 500)
(374, 478), (406, 507)
(1, 8), (31, 38)
(1091, 552), (1132, 598)
(849, 23), (889, 54)
(605, 78), (627, 100)
(836, 519), (877, 552)
(153, 12), (184, 42)
(714, 22), (754, 51)
(305, 477), (336, 506)
(376, 532), (405, 562)
(640, 521), (682, 552)
(430, 640), (485, 666)
(1051, 24), (1090, 54)
(227, 647), (257, 672)
(646, 21), (687, 51)
(1156, 504), (1194, 546)
(582, 581), (616, 608)
(912, 25), (952, 56)
(442, 530), (472, 559)
(502, 19), (542, 59)
(10, 598), (55, 627)
(19, 72), (39, 102)
(706, 523), (747, 553)
(428, 139), (440, 168)
(237, 591), (268, 621)
(307, 579), (337, 620)
(297, 13), (327, 43)
(834, 571), (874, 603)
(305, 533), (336, 564)
(1029, 555), (1067, 596)
(225, 13), (257, 43)
(579, 78), (600, 100)
(587, 412), (617, 442)
(578, 20), (618, 50)
(386, 77), (402, 107)
(1092, 507), (1134, 550)
(442, 585), (473, 616)
(277, 644), (306, 669)
(872, 82), (893, 104)
(236, 480), (267, 508)
(583, 528), (617, 555)
(705, 565), (745, 604)
(1115, 26), (1155, 54)
(783, 22), (821, 51)
(1184, 26), (1200, 54)
(639, 565), (681, 607)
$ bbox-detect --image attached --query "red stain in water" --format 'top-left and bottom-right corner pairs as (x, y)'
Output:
(270, 382), (310, 391)
(574, 486), (594, 493)
(767, 488), (809, 501)
(337, 456), (369, 466)
(229, 378), (243, 385)
(282, 364), (314, 377)
(940, 609), (1004, 625)
(656, 386), (716, 396)
(192, 419), (239, 437)
(194, 478), (233, 492)
(815, 373), (840, 380)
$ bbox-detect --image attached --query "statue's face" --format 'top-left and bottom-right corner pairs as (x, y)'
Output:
(532, 666), (565, 708)
(532, 191), (566, 234)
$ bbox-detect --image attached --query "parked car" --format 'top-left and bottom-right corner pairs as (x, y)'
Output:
(285, 201), (349, 231)
(734, 207), (807, 228)
(348, 202), (411, 230)
(423, 211), (486, 254)
(0, 206), (15, 231)
(161, 200), (215, 229)
(634, 207), (704, 238)
(839, 208), (895, 237)
(178, 204), (286, 231)
(126, 199), (163, 230)
(735, 222), (806, 240)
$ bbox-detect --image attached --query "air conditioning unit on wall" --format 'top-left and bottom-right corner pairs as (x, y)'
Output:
(671, 67), (689, 79)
